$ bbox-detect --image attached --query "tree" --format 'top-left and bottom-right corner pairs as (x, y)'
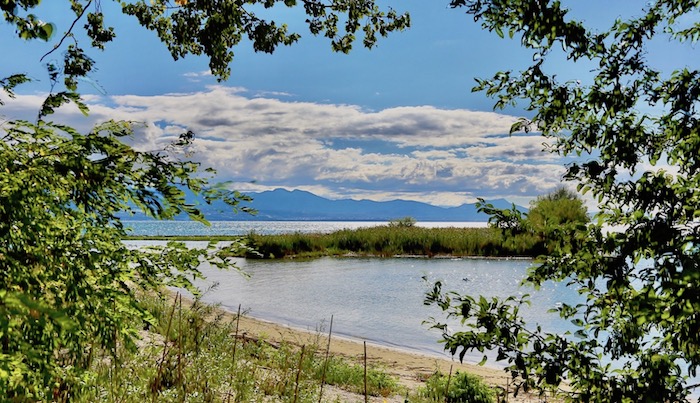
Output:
(526, 188), (588, 231)
(1, 1), (408, 399)
(388, 216), (417, 228)
(478, 187), (589, 255)
(524, 187), (589, 253)
(427, 1), (700, 402)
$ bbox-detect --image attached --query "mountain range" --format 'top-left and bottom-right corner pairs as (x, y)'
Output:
(183, 188), (524, 222)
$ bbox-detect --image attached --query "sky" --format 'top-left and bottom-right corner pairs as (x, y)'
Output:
(2, 1), (698, 208)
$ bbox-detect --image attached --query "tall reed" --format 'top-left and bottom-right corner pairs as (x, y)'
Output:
(242, 225), (539, 259)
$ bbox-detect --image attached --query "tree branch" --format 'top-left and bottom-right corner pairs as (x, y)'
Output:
(40, 0), (93, 62)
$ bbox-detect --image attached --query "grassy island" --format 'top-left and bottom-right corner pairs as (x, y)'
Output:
(125, 224), (544, 259)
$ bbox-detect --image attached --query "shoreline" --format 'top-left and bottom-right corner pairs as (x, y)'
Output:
(217, 304), (514, 389)
(233, 310), (490, 364)
(167, 291), (554, 402)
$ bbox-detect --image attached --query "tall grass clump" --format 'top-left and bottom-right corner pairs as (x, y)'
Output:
(313, 356), (399, 397)
(413, 371), (496, 403)
(239, 225), (540, 259)
(73, 292), (402, 402)
(245, 231), (327, 258)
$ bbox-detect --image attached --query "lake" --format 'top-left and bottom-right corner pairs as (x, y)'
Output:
(126, 220), (697, 394)
(126, 220), (580, 365)
(124, 220), (487, 236)
(187, 255), (580, 363)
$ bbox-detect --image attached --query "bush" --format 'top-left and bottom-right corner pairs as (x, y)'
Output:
(388, 216), (417, 228)
(316, 356), (400, 397)
(418, 371), (495, 403)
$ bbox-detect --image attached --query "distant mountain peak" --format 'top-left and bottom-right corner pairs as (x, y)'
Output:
(120, 188), (526, 222)
(223, 189), (525, 222)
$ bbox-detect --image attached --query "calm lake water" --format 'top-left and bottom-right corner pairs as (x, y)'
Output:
(126, 220), (700, 392)
(127, 229), (580, 365)
(125, 220), (487, 236)
(188, 256), (580, 363)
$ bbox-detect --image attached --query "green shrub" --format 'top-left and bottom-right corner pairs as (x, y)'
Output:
(315, 356), (400, 397)
(388, 216), (417, 228)
(417, 371), (495, 403)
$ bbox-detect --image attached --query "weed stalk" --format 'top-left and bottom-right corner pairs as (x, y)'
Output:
(445, 364), (453, 403)
(293, 345), (306, 403)
(153, 292), (179, 400)
(226, 304), (242, 403)
(318, 314), (334, 403)
(178, 294), (184, 400)
(364, 341), (368, 403)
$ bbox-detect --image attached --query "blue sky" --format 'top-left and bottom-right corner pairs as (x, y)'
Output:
(2, 1), (697, 207)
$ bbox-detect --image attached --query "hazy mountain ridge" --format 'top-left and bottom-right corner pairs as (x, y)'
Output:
(121, 188), (525, 221)
(197, 188), (523, 222)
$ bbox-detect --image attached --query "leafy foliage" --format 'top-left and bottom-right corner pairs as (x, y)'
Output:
(417, 371), (495, 403)
(121, 0), (409, 79)
(388, 216), (418, 228)
(428, 1), (700, 402)
(479, 187), (589, 255)
(524, 187), (589, 254)
(1, 0), (409, 399)
(526, 188), (588, 231)
(0, 117), (251, 399)
(241, 225), (536, 259)
(476, 198), (525, 233)
(0, 74), (31, 104)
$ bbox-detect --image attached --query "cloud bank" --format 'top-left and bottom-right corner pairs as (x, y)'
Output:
(1, 86), (567, 206)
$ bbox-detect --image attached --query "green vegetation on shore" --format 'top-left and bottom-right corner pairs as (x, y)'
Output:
(125, 225), (541, 259)
(243, 226), (538, 259)
(125, 191), (589, 260)
(129, 193), (588, 259)
(72, 292), (496, 403)
(75, 292), (401, 402)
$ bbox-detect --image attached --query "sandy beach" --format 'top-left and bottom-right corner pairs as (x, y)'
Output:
(160, 289), (552, 401)
(226, 311), (549, 402)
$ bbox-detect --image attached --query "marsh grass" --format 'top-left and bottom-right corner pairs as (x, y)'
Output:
(74, 292), (402, 402)
(243, 226), (539, 259)
(413, 370), (496, 403)
(125, 225), (540, 259)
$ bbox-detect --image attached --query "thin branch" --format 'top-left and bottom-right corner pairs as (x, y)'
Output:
(300, 0), (332, 9)
(40, 0), (93, 62)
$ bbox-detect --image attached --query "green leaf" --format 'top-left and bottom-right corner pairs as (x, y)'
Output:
(38, 22), (54, 41)
(495, 25), (504, 38)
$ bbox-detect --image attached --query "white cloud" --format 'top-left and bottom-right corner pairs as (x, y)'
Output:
(1, 86), (570, 205)
(182, 70), (213, 82)
(253, 90), (293, 97)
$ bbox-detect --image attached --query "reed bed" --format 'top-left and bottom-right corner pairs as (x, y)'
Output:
(242, 226), (540, 259)
(124, 224), (542, 258)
